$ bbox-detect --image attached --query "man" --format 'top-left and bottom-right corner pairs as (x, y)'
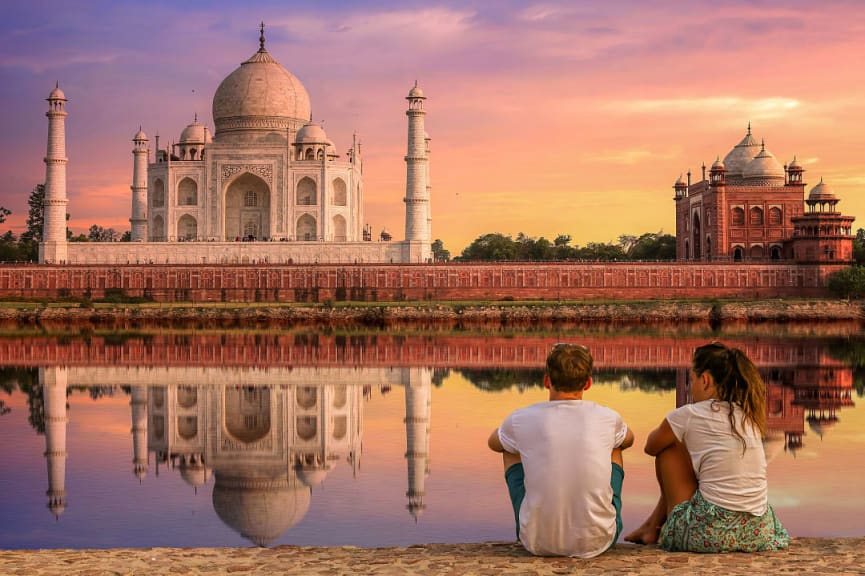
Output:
(488, 343), (634, 557)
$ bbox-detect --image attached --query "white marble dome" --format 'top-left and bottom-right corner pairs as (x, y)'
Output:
(295, 122), (328, 144)
(743, 143), (785, 182)
(179, 120), (207, 144)
(809, 178), (837, 200)
(212, 37), (311, 138)
(212, 476), (311, 547)
(48, 83), (66, 100)
(723, 128), (760, 176)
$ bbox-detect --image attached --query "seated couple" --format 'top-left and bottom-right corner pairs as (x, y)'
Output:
(488, 342), (790, 558)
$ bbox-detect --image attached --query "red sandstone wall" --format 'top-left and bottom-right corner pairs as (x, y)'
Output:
(0, 262), (848, 302)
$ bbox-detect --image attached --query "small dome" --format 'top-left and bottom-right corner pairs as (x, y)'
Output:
(711, 157), (725, 170)
(722, 126), (760, 176)
(808, 178), (837, 200)
(295, 122), (328, 144)
(133, 128), (148, 141)
(743, 142), (785, 181)
(48, 83), (66, 101)
(788, 156), (803, 170)
(408, 82), (425, 99)
(180, 463), (210, 487)
(296, 466), (331, 487)
(180, 120), (207, 144)
(674, 174), (686, 186)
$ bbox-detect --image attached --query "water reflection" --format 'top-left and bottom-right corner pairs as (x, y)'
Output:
(33, 364), (432, 546)
(0, 331), (862, 547)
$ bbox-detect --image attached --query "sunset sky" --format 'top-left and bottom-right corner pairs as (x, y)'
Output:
(2, 0), (864, 254)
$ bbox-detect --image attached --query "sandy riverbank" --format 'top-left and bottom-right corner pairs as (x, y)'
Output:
(1, 538), (863, 575)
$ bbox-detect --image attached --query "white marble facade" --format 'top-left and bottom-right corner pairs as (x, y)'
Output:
(41, 25), (432, 264)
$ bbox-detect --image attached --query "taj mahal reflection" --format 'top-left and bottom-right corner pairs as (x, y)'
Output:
(42, 366), (432, 546)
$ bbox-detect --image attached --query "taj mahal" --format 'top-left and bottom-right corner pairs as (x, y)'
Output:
(39, 24), (432, 265)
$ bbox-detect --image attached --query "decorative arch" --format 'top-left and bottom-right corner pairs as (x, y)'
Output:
(731, 207), (745, 226)
(178, 416), (198, 440)
(177, 386), (197, 408)
(296, 416), (317, 440)
(152, 215), (165, 241)
(223, 386), (271, 444)
(332, 178), (347, 206)
(733, 246), (744, 261)
(296, 177), (317, 205)
(297, 387), (317, 409)
(177, 214), (197, 241)
(178, 177), (197, 206)
(152, 179), (165, 208)
(224, 172), (270, 240)
(296, 214), (317, 241)
(769, 207), (783, 226)
(332, 214), (347, 241)
(692, 213), (701, 259)
(771, 245), (782, 260)
(305, 148), (314, 160)
(750, 206), (763, 226)
(750, 244), (764, 259)
(332, 416), (347, 440)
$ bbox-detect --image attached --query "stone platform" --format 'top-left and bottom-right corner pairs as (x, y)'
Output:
(1, 538), (863, 575)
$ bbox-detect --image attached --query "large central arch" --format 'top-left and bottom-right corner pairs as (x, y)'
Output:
(224, 173), (271, 240)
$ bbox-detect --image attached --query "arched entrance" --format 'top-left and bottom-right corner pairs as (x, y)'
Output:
(296, 214), (317, 241)
(223, 386), (271, 443)
(692, 213), (701, 260)
(733, 247), (743, 261)
(224, 173), (271, 240)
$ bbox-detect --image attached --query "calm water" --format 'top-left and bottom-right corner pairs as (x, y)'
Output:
(0, 329), (863, 549)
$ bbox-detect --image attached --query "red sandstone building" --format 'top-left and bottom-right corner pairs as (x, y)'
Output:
(674, 125), (855, 263)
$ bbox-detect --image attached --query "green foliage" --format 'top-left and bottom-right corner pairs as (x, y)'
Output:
(826, 266), (865, 299)
(88, 225), (119, 242)
(431, 238), (450, 262)
(456, 230), (674, 262)
(0, 206), (10, 225)
(854, 228), (865, 265)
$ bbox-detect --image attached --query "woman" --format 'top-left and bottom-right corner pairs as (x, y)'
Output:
(625, 342), (789, 552)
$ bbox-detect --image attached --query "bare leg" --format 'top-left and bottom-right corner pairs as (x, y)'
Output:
(624, 440), (696, 545)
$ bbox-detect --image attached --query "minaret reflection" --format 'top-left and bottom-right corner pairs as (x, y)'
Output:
(404, 367), (432, 521)
(130, 385), (149, 481)
(41, 367), (68, 519)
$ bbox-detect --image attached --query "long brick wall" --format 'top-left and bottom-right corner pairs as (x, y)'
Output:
(0, 261), (849, 302)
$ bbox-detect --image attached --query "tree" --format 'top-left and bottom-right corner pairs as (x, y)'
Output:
(120, 230), (132, 242)
(854, 228), (865, 265)
(431, 238), (450, 262)
(0, 206), (10, 225)
(458, 233), (519, 261)
(827, 266), (865, 299)
(88, 225), (119, 242)
(20, 184), (44, 244)
(623, 232), (677, 260)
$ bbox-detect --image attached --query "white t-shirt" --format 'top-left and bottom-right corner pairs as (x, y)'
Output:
(666, 400), (768, 515)
(498, 400), (629, 558)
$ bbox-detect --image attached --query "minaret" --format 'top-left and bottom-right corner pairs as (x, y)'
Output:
(40, 83), (69, 264)
(130, 128), (149, 241)
(403, 82), (430, 260)
(404, 367), (432, 521)
(130, 385), (149, 481)
(425, 131), (432, 244)
(42, 367), (68, 519)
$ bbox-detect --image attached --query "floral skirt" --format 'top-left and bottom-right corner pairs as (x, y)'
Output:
(659, 491), (790, 553)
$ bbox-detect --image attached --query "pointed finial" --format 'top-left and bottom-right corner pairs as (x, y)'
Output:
(259, 22), (265, 50)
(761, 138), (766, 152)
(747, 121), (751, 135)
(194, 112), (198, 123)
(414, 79), (418, 88)
(55, 80), (59, 89)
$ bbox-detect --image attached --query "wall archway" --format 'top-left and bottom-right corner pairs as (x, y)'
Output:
(223, 387), (271, 444)
(178, 177), (197, 206)
(332, 214), (347, 241)
(178, 214), (197, 240)
(296, 214), (317, 241)
(152, 179), (165, 208)
(692, 213), (701, 259)
(152, 215), (165, 241)
(297, 177), (317, 205)
(750, 244), (764, 259)
(332, 178), (347, 206)
(224, 173), (270, 240)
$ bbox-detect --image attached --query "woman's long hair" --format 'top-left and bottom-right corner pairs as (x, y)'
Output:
(692, 342), (766, 447)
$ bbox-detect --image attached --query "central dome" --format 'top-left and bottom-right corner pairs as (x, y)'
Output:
(212, 32), (311, 139)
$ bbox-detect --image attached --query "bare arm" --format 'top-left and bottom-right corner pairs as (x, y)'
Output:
(488, 427), (506, 452)
(644, 418), (677, 456)
(619, 427), (635, 450)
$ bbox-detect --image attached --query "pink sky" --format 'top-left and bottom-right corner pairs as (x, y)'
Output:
(1, 1), (864, 254)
